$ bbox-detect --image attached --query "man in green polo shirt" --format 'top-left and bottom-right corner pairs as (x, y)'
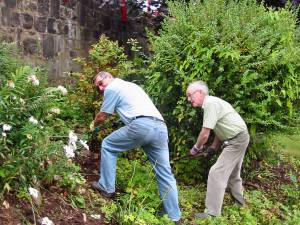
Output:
(186, 81), (250, 218)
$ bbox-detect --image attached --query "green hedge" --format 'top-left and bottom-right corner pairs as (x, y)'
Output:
(144, 0), (300, 179)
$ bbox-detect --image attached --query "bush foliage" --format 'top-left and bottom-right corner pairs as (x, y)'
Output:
(0, 45), (85, 196)
(72, 35), (137, 140)
(0, 43), (21, 87)
(72, 35), (134, 114)
(144, 0), (300, 171)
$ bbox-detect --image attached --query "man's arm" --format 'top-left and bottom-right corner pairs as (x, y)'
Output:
(195, 127), (211, 149)
(94, 112), (109, 126)
(210, 135), (221, 150)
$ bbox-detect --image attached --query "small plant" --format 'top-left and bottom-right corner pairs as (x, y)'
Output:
(101, 157), (174, 224)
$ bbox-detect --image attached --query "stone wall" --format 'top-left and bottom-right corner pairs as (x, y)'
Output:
(0, 0), (152, 84)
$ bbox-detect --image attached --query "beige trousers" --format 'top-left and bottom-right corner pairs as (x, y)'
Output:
(205, 130), (250, 216)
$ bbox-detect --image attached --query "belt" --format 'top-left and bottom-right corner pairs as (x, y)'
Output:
(132, 115), (165, 123)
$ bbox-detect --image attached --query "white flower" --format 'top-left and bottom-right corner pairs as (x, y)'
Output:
(79, 139), (89, 150)
(19, 98), (25, 105)
(57, 85), (68, 95)
(68, 131), (78, 145)
(90, 214), (101, 219)
(7, 80), (15, 88)
(27, 74), (40, 86)
(64, 145), (75, 158)
(50, 108), (60, 114)
(28, 187), (39, 199)
(3, 124), (12, 131)
(32, 79), (40, 85)
(29, 116), (38, 125)
(41, 217), (54, 225)
(26, 134), (33, 140)
(2, 132), (6, 137)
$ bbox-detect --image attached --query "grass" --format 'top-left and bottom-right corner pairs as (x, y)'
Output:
(271, 126), (300, 157)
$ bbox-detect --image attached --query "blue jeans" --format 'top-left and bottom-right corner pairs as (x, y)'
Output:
(98, 117), (181, 221)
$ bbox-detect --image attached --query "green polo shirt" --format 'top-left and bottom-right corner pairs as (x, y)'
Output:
(202, 96), (247, 141)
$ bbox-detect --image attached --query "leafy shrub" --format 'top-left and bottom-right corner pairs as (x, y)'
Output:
(0, 63), (85, 196)
(144, 0), (300, 179)
(0, 42), (21, 87)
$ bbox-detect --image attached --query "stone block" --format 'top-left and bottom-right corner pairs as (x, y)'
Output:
(55, 37), (65, 53)
(102, 15), (111, 31)
(60, 7), (71, 19)
(69, 50), (77, 58)
(23, 38), (38, 55)
(1, 7), (11, 26)
(81, 28), (91, 41)
(38, 0), (49, 16)
(11, 12), (20, 27)
(34, 16), (47, 33)
(21, 13), (33, 29)
(66, 39), (81, 50)
(50, 0), (59, 19)
(47, 17), (57, 34)
(17, 1), (37, 11)
(86, 13), (95, 28)
(4, 0), (16, 8)
(79, 4), (86, 26)
(42, 34), (54, 58)
(93, 29), (101, 40)
(57, 20), (64, 34)
(63, 24), (69, 35)
(0, 34), (14, 43)
(66, 22), (78, 39)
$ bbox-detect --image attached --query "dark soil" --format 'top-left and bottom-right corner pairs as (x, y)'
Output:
(244, 161), (296, 190)
(1, 154), (297, 224)
(0, 150), (112, 225)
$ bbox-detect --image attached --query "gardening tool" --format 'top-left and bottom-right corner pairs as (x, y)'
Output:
(171, 146), (208, 162)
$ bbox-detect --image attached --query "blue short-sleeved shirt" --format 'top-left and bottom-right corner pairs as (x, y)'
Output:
(101, 78), (164, 125)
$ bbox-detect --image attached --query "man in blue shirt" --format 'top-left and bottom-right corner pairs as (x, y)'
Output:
(91, 71), (181, 223)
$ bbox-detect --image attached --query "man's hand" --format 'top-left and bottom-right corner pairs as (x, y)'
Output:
(189, 145), (204, 156)
(94, 112), (108, 126)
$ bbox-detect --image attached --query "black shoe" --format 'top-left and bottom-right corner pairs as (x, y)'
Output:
(195, 212), (211, 218)
(91, 181), (114, 198)
(174, 219), (182, 225)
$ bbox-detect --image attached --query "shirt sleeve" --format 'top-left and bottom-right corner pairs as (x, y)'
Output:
(100, 89), (120, 114)
(202, 102), (218, 129)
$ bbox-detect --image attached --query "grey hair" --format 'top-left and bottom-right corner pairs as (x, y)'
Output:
(92, 71), (113, 84)
(187, 81), (209, 95)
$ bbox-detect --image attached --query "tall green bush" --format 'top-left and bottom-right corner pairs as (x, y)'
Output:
(145, 0), (300, 178)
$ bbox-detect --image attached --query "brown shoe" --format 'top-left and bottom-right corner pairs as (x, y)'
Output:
(91, 181), (114, 198)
